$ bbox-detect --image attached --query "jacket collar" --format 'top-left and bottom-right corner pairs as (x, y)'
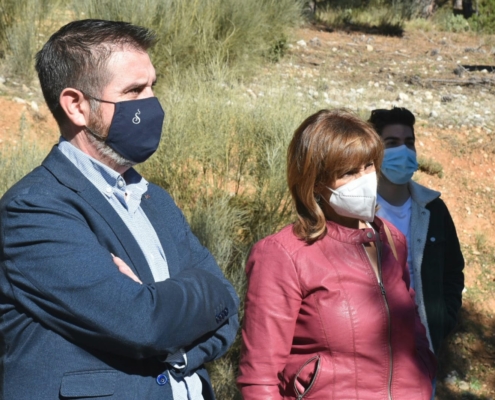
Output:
(408, 180), (440, 208)
(42, 145), (91, 192)
(324, 218), (385, 245)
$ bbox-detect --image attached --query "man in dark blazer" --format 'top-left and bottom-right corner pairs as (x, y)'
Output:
(0, 19), (239, 399)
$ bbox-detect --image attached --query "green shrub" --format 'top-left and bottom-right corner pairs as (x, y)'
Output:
(74, 0), (303, 74)
(433, 7), (471, 32)
(417, 155), (444, 178)
(470, 0), (495, 33)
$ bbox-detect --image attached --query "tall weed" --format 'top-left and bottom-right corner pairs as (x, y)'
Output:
(316, 0), (405, 34)
(0, 114), (47, 196)
(0, 0), (60, 80)
(74, 0), (303, 73)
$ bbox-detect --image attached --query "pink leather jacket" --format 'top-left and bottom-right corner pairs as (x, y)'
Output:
(237, 217), (436, 400)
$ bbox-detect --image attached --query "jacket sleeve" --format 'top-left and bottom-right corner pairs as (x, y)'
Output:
(164, 200), (240, 376)
(0, 191), (238, 360)
(441, 205), (464, 338)
(237, 238), (302, 400)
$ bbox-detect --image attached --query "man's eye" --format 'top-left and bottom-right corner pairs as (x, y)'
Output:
(127, 87), (143, 94)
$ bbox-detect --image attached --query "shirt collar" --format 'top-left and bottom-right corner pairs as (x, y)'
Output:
(58, 137), (148, 212)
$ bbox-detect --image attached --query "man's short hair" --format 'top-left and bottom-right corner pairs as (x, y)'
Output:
(368, 107), (416, 137)
(35, 19), (156, 128)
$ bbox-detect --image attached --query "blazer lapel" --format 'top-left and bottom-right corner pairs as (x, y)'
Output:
(42, 146), (155, 283)
(140, 195), (181, 278)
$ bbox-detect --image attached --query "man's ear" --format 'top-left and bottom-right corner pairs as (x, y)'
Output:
(59, 88), (90, 128)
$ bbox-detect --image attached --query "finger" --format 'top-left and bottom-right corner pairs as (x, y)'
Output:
(112, 255), (142, 284)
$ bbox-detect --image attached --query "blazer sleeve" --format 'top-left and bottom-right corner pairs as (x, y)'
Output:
(237, 238), (302, 400)
(0, 190), (238, 360)
(161, 195), (240, 375)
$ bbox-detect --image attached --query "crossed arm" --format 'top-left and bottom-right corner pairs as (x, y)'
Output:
(0, 187), (239, 371)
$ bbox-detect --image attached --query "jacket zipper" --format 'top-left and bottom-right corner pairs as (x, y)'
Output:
(362, 236), (393, 400)
(293, 355), (321, 400)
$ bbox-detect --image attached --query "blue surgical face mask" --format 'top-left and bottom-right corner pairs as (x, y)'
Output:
(381, 145), (418, 185)
(84, 93), (165, 164)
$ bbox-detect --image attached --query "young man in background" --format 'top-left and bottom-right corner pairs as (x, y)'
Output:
(369, 107), (465, 398)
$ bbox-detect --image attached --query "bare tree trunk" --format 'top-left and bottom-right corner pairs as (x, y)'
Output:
(303, 1), (317, 20)
(412, 0), (435, 18)
(453, 0), (474, 18)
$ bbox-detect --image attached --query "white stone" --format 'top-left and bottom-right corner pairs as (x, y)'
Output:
(296, 40), (307, 47)
(309, 37), (321, 47)
(246, 89), (257, 99)
(30, 101), (39, 112)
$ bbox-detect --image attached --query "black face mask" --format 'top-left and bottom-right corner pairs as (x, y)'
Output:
(84, 93), (165, 164)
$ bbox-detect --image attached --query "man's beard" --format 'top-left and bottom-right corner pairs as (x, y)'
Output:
(86, 107), (135, 170)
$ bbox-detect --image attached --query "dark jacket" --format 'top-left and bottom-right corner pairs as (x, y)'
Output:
(238, 217), (436, 399)
(408, 181), (464, 354)
(0, 146), (239, 399)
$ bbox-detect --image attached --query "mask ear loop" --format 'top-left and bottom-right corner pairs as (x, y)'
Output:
(77, 89), (115, 142)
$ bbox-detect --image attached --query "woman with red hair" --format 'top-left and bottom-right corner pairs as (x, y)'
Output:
(237, 109), (436, 399)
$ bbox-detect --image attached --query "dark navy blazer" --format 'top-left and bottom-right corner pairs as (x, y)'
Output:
(0, 146), (239, 399)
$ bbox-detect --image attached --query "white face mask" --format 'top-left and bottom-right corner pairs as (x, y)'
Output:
(326, 171), (377, 222)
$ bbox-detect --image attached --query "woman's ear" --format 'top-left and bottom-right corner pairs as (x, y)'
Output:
(59, 88), (90, 128)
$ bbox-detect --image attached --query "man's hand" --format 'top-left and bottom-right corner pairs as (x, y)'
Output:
(111, 254), (142, 284)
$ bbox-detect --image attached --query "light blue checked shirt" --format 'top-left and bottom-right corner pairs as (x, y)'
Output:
(59, 139), (203, 400)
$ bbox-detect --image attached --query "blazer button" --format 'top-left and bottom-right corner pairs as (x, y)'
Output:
(156, 374), (168, 386)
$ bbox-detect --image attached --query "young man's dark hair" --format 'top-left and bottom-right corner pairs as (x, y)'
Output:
(368, 107), (416, 137)
(35, 19), (156, 129)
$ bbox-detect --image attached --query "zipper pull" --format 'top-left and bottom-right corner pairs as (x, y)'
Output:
(380, 282), (386, 296)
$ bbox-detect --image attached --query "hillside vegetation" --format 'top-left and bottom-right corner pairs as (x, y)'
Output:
(0, 1), (494, 399)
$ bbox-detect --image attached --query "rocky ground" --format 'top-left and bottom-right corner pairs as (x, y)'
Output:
(0, 24), (494, 400)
